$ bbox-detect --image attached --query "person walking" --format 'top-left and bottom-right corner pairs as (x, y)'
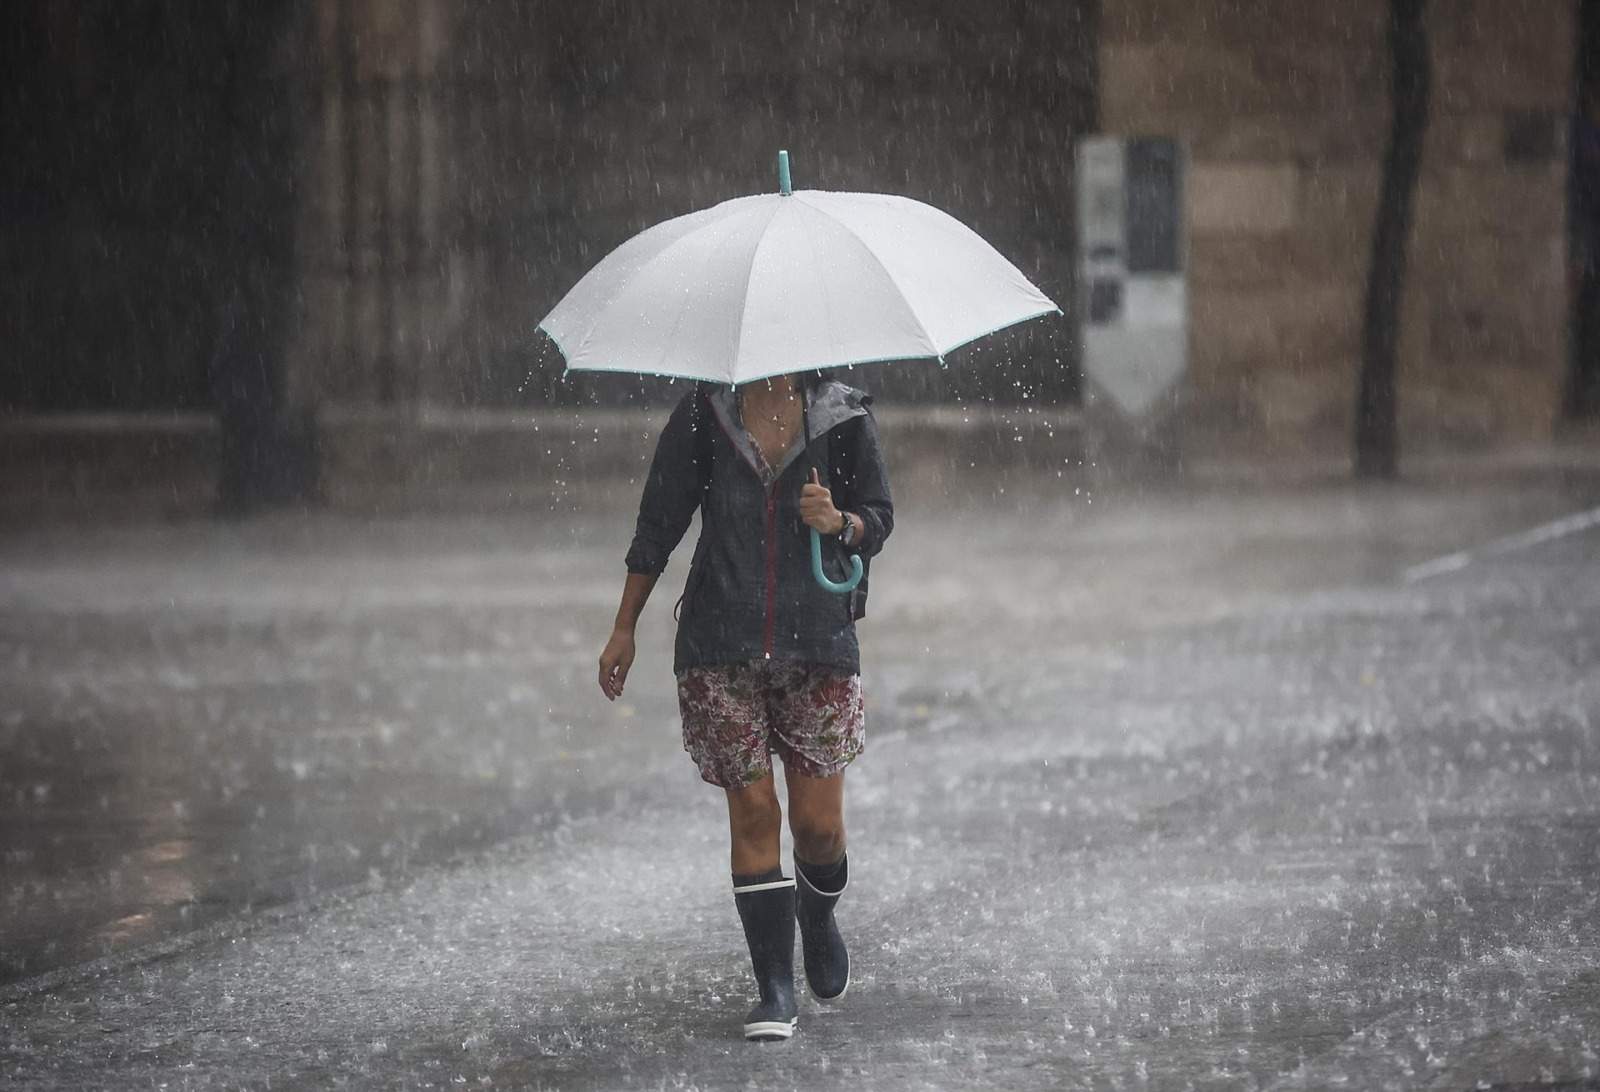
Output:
(597, 369), (893, 1041)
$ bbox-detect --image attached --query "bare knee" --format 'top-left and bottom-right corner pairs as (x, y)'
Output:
(789, 810), (845, 865)
(726, 782), (782, 873)
(730, 789), (782, 844)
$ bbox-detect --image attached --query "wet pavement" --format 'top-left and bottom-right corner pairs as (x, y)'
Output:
(2, 456), (1599, 1089)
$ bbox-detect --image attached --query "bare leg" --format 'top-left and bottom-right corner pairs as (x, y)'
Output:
(784, 767), (846, 867)
(726, 775), (783, 876)
(785, 766), (851, 1001)
(726, 774), (797, 1039)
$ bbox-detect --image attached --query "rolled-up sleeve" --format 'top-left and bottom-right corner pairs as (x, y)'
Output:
(834, 409), (893, 559)
(625, 392), (705, 575)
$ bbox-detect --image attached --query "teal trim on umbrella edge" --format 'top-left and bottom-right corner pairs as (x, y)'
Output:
(538, 303), (1062, 386)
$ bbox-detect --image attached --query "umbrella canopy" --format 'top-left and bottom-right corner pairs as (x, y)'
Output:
(539, 183), (1059, 385)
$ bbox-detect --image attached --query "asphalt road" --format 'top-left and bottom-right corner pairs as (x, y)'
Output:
(2, 459), (1599, 1089)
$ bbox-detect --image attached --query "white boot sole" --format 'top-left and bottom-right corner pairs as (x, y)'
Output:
(743, 1018), (797, 1041)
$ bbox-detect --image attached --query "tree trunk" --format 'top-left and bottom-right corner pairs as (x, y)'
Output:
(1355, 0), (1430, 479)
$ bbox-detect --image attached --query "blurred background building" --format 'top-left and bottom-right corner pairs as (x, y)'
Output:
(0, 1), (1591, 514)
(1104, 2), (1574, 451)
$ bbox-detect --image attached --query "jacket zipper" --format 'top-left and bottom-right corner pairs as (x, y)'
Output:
(762, 482), (778, 658)
(707, 391), (785, 661)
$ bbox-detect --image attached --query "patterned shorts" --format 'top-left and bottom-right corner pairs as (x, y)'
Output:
(676, 659), (866, 788)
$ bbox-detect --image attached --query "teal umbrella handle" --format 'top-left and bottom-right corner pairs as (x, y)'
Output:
(810, 527), (863, 593)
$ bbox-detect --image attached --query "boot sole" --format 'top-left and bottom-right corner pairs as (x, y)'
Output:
(743, 1018), (797, 1041)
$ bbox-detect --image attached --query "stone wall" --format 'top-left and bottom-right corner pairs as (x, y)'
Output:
(1101, 1), (1573, 454)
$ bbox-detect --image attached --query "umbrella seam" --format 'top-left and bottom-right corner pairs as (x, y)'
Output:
(729, 200), (786, 385)
(801, 200), (846, 376)
(565, 227), (706, 374)
(540, 203), (720, 356)
(646, 199), (779, 383)
(791, 195), (942, 359)
(561, 198), (769, 373)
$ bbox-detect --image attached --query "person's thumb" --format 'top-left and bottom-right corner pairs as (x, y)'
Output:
(810, 467), (821, 485)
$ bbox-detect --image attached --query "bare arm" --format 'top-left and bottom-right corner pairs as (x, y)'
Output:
(605, 391), (706, 703)
(598, 571), (659, 701)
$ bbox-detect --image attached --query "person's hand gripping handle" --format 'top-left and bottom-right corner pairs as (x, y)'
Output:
(800, 468), (863, 594)
(799, 467), (846, 536)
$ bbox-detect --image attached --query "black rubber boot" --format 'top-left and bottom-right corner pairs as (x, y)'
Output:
(795, 852), (850, 1002)
(733, 877), (798, 1041)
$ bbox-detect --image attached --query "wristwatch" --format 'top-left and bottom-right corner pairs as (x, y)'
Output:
(837, 513), (857, 548)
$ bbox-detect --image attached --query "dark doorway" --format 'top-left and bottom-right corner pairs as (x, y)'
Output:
(1, 3), (298, 414)
(1, 2), (313, 509)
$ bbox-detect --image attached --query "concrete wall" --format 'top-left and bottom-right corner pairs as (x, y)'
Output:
(1101, 1), (1573, 453)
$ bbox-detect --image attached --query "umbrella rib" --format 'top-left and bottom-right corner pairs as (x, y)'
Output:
(563, 198), (769, 372)
(562, 227), (706, 371)
(801, 205), (843, 372)
(545, 205), (717, 356)
(727, 200), (785, 385)
(791, 196), (942, 359)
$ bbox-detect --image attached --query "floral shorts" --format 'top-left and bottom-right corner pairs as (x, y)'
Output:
(676, 659), (866, 788)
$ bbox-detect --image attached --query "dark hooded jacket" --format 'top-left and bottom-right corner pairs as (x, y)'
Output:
(625, 379), (894, 675)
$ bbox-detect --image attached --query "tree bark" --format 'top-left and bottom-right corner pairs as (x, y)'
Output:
(1355, 0), (1430, 479)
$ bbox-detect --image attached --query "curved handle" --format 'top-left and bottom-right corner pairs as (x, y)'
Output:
(810, 527), (863, 593)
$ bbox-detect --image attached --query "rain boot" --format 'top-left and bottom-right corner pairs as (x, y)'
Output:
(795, 852), (850, 1002)
(733, 876), (799, 1041)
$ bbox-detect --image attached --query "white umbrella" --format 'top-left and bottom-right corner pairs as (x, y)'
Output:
(538, 152), (1059, 384)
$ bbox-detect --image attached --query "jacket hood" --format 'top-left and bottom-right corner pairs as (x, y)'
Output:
(706, 379), (871, 482)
